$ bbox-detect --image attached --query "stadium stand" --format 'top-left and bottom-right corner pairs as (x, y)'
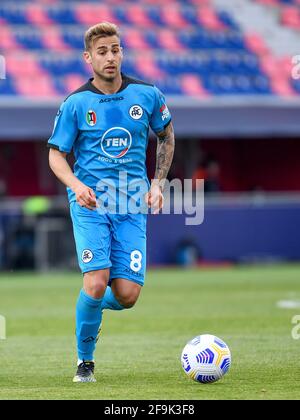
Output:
(0, 0), (298, 97)
(254, 0), (300, 30)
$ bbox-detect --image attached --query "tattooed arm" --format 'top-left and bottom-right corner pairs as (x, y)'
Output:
(154, 121), (175, 187)
(145, 121), (175, 213)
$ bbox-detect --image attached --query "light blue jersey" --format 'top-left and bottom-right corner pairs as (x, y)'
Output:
(48, 74), (171, 283)
(48, 74), (171, 206)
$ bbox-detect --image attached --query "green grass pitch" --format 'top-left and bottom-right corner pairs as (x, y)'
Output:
(0, 265), (300, 400)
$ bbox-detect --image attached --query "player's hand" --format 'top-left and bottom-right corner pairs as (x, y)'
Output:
(145, 182), (164, 215)
(74, 183), (97, 210)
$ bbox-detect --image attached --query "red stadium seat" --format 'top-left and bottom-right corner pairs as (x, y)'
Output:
(270, 77), (296, 96)
(126, 5), (154, 27)
(42, 27), (70, 51)
(160, 5), (190, 28)
(74, 4), (118, 25)
(6, 53), (42, 77)
(64, 74), (87, 93)
(260, 55), (277, 76)
(157, 29), (185, 51)
(26, 4), (53, 25)
(0, 25), (20, 50)
(14, 75), (58, 97)
(198, 7), (226, 30)
(281, 6), (300, 30)
(244, 33), (270, 56)
(135, 54), (166, 79)
(181, 74), (209, 96)
(123, 28), (149, 49)
(261, 54), (296, 96)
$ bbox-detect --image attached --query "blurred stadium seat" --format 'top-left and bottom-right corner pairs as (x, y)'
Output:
(0, 0), (298, 97)
(254, 0), (300, 30)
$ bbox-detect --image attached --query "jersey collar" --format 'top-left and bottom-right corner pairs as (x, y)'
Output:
(88, 73), (130, 95)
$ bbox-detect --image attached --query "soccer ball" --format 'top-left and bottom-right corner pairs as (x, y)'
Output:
(181, 334), (231, 384)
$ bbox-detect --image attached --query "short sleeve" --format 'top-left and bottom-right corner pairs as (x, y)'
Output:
(149, 86), (172, 133)
(48, 96), (78, 153)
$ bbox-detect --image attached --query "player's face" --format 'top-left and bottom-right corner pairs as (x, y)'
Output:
(84, 35), (123, 82)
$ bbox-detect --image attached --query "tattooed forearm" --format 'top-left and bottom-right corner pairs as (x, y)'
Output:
(154, 122), (175, 187)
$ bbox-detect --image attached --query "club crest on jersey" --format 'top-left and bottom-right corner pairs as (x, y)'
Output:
(129, 105), (143, 120)
(101, 127), (132, 159)
(82, 249), (93, 263)
(86, 110), (97, 126)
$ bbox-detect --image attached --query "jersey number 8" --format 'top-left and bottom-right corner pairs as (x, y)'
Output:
(130, 250), (142, 272)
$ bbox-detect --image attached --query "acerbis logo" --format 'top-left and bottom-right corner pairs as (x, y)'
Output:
(99, 96), (124, 103)
(82, 249), (93, 263)
(101, 127), (132, 159)
(129, 105), (143, 120)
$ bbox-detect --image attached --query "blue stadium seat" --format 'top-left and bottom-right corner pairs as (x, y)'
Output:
(114, 7), (132, 24)
(292, 79), (300, 93)
(144, 32), (161, 49)
(0, 5), (28, 24)
(15, 30), (44, 50)
(155, 77), (183, 95)
(217, 11), (240, 30)
(147, 7), (165, 26)
(122, 56), (137, 75)
(253, 75), (272, 94)
(40, 56), (87, 77)
(279, 0), (295, 4)
(53, 77), (68, 96)
(62, 29), (84, 49)
(181, 7), (200, 25)
(0, 78), (16, 95)
(47, 6), (78, 24)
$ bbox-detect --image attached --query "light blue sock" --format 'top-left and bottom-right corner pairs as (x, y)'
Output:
(101, 286), (124, 311)
(76, 289), (103, 361)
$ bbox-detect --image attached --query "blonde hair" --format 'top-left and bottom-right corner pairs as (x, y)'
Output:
(84, 22), (120, 51)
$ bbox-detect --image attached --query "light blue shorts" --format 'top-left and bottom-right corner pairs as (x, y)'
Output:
(70, 202), (147, 286)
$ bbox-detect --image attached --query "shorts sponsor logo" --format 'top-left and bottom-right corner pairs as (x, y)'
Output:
(82, 249), (94, 263)
(101, 127), (132, 159)
(129, 105), (143, 120)
(86, 110), (97, 126)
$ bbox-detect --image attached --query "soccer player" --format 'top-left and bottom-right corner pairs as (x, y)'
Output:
(48, 22), (175, 382)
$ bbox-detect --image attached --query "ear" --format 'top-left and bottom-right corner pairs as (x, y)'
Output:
(83, 50), (92, 65)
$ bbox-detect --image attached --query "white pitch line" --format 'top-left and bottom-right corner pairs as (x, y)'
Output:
(277, 300), (300, 309)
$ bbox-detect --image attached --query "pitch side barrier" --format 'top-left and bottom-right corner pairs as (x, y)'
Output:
(1, 96), (300, 139)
